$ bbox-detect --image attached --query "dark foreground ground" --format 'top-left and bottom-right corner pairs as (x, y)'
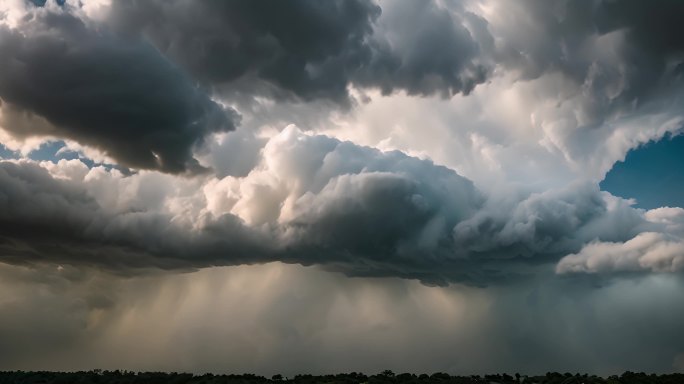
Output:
(0, 371), (682, 384)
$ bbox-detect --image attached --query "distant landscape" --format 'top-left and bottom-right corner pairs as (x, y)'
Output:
(1, 371), (683, 384)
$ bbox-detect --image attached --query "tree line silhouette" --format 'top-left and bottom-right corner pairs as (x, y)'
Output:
(0, 370), (682, 384)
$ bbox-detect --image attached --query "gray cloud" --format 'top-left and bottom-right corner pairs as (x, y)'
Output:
(0, 160), (270, 271)
(352, 1), (489, 98)
(453, 183), (644, 261)
(100, 0), (684, 115)
(107, 0), (379, 105)
(106, 0), (491, 105)
(557, 208), (684, 274)
(0, 8), (237, 173)
(1, 0), (682, 285)
(269, 130), (483, 285)
(557, 232), (684, 274)
(2, 1), (684, 374)
(0, 127), (665, 286)
(0, 127), (490, 285)
(492, 0), (684, 126)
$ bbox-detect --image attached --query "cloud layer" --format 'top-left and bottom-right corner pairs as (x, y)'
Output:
(0, 126), (673, 286)
(0, 0), (682, 283)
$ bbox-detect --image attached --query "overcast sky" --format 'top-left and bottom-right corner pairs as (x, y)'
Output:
(1, 0), (684, 376)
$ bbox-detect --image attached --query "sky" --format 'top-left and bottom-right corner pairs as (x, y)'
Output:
(0, 0), (684, 376)
(601, 133), (684, 209)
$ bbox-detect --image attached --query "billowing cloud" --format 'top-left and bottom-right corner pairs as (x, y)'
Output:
(106, 0), (380, 104)
(488, 0), (684, 100)
(1, 0), (684, 375)
(0, 6), (237, 173)
(351, 0), (490, 98)
(0, 158), (273, 271)
(477, 0), (684, 175)
(0, 126), (486, 284)
(106, 0), (491, 105)
(557, 207), (684, 274)
(0, 0), (681, 284)
(557, 232), (684, 274)
(0, 127), (669, 285)
(453, 183), (644, 260)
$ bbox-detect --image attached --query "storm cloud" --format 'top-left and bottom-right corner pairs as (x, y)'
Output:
(0, 7), (237, 173)
(0, 127), (670, 286)
(1, 0), (684, 374)
(0, 0), (681, 284)
(106, 0), (491, 104)
(489, 0), (684, 169)
(0, 128), (489, 284)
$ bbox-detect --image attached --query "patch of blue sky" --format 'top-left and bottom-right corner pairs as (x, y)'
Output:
(0, 143), (18, 160)
(601, 133), (684, 209)
(28, 140), (79, 162)
(30, 0), (66, 6)
(27, 140), (128, 173)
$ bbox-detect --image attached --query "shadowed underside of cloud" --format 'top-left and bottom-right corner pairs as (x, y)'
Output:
(0, 159), (270, 271)
(0, 127), (485, 284)
(0, 127), (670, 285)
(0, 8), (238, 173)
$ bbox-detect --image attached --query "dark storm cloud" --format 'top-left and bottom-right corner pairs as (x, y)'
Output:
(494, 0), (684, 125)
(352, 1), (489, 98)
(0, 8), (237, 173)
(4, 0), (684, 376)
(495, 0), (684, 77)
(0, 129), (656, 286)
(0, 146), (490, 285)
(1, 0), (682, 285)
(590, 0), (684, 112)
(106, 0), (491, 104)
(453, 183), (643, 261)
(0, 142), (489, 286)
(106, 0), (379, 104)
(267, 131), (485, 285)
(0, 160), (269, 271)
(103, 0), (684, 109)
